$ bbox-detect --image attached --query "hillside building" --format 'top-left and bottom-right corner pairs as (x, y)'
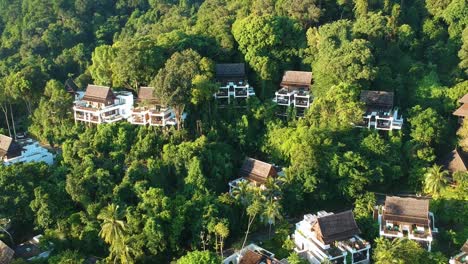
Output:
(273, 71), (313, 116)
(0, 135), (54, 166)
(222, 244), (287, 264)
(356, 90), (403, 130)
(214, 63), (255, 106)
(453, 94), (468, 124)
(129, 87), (179, 127)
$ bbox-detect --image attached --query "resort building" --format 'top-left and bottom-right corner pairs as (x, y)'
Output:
(450, 240), (468, 264)
(453, 94), (468, 124)
(222, 244), (287, 264)
(377, 196), (437, 251)
(15, 235), (52, 261)
(0, 240), (14, 264)
(228, 157), (282, 195)
(129, 87), (178, 127)
(0, 134), (54, 166)
(214, 63), (255, 105)
(356, 90), (403, 130)
(273, 71), (313, 116)
(293, 210), (371, 264)
(64, 78), (84, 101)
(73, 84), (133, 124)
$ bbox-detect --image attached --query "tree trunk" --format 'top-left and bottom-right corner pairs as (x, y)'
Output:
(9, 103), (16, 139)
(220, 238), (224, 259)
(1, 104), (12, 137)
(269, 223), (272, 240)
(241, 214), (256, 249)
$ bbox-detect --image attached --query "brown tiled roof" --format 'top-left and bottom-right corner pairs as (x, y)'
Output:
(137, 86), (160, 104)
(280, 71), (312, 88)
(453, 103), (468, 117)
(216, 63), (246, 78)
(458, 94), (468, 104)
(442, 149), (468, 173)
(314, 210), (361, 245)
(239, 250), (282, 264)
(82, 85), (116, 103)
(65, 78), (79, 94)
(0, 240), (14, 264)
(0, 134), (21, 159)
(239, 157), (277, 184)
(461, 240), (468, 253)
(360, 90), (394, 108)
(383, 196), (429, 225)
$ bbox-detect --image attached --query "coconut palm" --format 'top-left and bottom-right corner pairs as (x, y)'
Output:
(261, 198), (282, 239)
(424, 164), (449, 198)
(98, 204), (133, 264)
(241, 198), (263, 249)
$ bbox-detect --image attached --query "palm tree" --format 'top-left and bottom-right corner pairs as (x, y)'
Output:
(241, 198), (263, 249)
(261, 198), (282, 239)
(424, 164), (449, 198)
(232, 180), (252, 208)
(98, 204), (133, 264)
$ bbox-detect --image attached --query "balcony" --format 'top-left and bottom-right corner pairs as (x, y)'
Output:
(235, 89), (248, 97)
(276, 96), (291, 106)
(294, 98), (310, 107)
(216, 89), (229, 97)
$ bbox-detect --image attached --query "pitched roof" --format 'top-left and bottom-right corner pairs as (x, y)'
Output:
(360, 90), (394, 108)
(280, 71), (312, 88)
(453, 103), (468, 117)
(0, 240), (14, 264)
(239, 157), (277, 184)
(383, 196), (429, 225)
(216, 63), (246, 78)
(442, 148), (468, 173)
(314, 210), (361, 245)
(0, 134), (21, 159)
(239, 250), (282, 264)
(64, 78), (79, 94)
(458, 94), (468, 104)
(82, 85), (115, 103)
(461, 240), (468, 253)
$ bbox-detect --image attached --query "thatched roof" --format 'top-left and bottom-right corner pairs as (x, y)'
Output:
(280, 71), (312, 89)
(453, 103), (468, 117)
(442, 148), (468, 173)
(383, 196), (429, 225)
(82, 85), (116, 104)
(216, 63), (246, 78)
(314, 210), (361, 245)
(360, 90), (394, 108)
(0, 134), (21, 159)
(239, 157), (277, 184)
(0, 240), (14, 264)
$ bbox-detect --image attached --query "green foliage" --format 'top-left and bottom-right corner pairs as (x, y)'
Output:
(373, 238), (426, 264)
(176, 250), (221, 264)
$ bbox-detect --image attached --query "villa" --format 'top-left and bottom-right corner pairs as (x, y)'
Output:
(273, 71), (313, 116)
(214, 63), (255, 105)
(453, 94), (468, 124)
(450, 240), (468, 264)
(356, 90), (403, 130)
(73, 84), (133, 124)
(377, 196), (437, 251)
(293, 210), (371, 264)
(0, 134), (54, 166)
(222, 244), (287, 264)
(129, 87), (178, 127)
(228, 157), (282, 195)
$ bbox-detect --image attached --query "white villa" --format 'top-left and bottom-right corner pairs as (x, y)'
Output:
(293, 210), (371, 264)
(377, 196), (437, 251)
(214, 63), (255, 105)
(129, 87), (178, 127)
(228, 157), (282, 195)
(357, 90), (403, 130)
(0, 135), (54, 166)
(273, 71), (313, 116)
(73, 85), (133, 124)
(223, 244), (287, 264)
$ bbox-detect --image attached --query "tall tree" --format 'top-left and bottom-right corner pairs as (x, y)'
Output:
(151, 49), (211, 130)
(261, 198), (282, 239)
